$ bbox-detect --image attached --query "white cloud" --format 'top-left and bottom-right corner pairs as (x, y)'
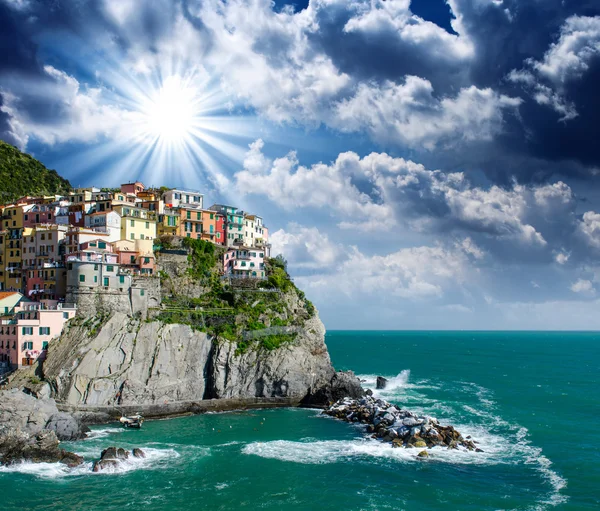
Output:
(578, 211), (600, 249)
(555, 251), (570, 265)
(235, 141), (579, 249)
(570, 278), (595, 295)
(343, 0), (475, 63)
(508, 16), (600, 120)
(1, 66), (127, 147)
(298, 239), (482, 300)
(332, 78), (521, 149)
(234, 140), (395, 230)
(533, 15), (600, 85)
(270, 223), (346, 269)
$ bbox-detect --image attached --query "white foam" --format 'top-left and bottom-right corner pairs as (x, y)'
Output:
(84, 427), (125, 440)
(0, 447), (180, 479)
(242, 434), (506, 466)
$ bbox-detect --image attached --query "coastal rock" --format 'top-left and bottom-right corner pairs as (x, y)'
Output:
(417, 450), (429, 458)
(0, 390), (87, 466)
(323, 395), (479, 452)
(93, 447), (142, 472)
(376, 377), (388, 390)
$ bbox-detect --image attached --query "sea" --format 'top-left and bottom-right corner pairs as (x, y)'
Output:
(1, 331), (598, 511)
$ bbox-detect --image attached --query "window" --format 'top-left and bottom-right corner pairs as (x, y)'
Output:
(22, 327), (33, 335)
(119, 275), (125, 284)
(99, 242), (106, 249)
(130, 233), (135, 240)
(107, 265), (114, 272)
(63, 312), (69, 319)
(144, 257), (150, 264)
(130, 219), (135, 227)
(187, 211), (191, 219)
(195, 223), (201, 232)
(104, 277), (109, 286)
(94, 276), (98, 283)
(94, 264), (98, 270)
(210, 213), (214, 219)
(23, 341), (33, 350)
(210, 225), (214, 234)
(130, 255), (136, 263)
(39, 327), (50, 335)
(24, 214), (28, 221)
(79, 274), (85, 283)
(241, 261), (246, 267)
(140, 234), (145, 240)
(140, 289), (145, 296)
(259, 253), (264, 258)
(145, 222), (149, 229)
(197, 212), (201, 220)
(42, 341), (49, 350)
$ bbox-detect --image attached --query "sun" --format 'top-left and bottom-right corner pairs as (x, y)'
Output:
(143, 75), (198, 142)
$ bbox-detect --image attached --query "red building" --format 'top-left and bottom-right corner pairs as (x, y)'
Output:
(215, 213), (226, 245)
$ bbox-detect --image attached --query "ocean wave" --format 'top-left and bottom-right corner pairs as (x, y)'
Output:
(242, 432), (507, 466)
(0, 447), (180, 479)
(84, 427), (125, 440)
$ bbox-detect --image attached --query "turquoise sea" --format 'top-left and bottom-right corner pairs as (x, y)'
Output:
(1, 331), (599, 510)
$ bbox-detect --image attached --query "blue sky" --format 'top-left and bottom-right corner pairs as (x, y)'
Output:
(2, 0), (600, 329)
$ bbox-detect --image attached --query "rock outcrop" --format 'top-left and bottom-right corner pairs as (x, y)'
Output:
(0, 389), (87, 465)
(41, 308), (361, 412)
(376, 376), (388, 389)
(92, 446), (143, 472)
(324, 395), (483, 452)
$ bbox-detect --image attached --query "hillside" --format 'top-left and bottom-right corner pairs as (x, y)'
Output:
(0, 140), (71, 202)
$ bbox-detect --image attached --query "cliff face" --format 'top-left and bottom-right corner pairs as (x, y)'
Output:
(36, 242), (363, 414)
(42, 307), (338, 410)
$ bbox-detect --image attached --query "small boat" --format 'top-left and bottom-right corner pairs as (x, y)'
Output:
(119, 414), (144, 429)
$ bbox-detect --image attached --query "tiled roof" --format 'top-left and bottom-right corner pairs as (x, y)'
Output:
(0, 291), (20, 300)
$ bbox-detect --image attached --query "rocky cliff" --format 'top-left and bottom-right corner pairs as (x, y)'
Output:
(17, 242), (363, 417)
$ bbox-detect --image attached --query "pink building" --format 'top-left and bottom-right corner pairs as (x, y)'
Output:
(23, 204), (57, 227)
(120, 182), (145, 196)
(223, 247), (266, 278)
(0, 299), (76, 368)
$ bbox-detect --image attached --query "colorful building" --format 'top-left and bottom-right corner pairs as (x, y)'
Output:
(223, 247), (266, 278)
(112, 204), (157, 241)
(209, 204), (244, 247)
(120, 182), (145, 196)
(157, 210), (180, 236)
(0, 299), (76, 368)
(84, 210), (122, 242)
(22, 225), (68, 301)
(22, 204), (57, 227)
(163, 189), (203, 209)
(215, 213), (226, 245)
(0, 204), (25, 292)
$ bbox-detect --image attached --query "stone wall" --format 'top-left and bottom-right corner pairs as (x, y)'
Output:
(67, 277), (160, 319)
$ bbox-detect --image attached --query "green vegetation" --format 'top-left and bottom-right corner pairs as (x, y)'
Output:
(0, 140), (71, 203)
(182, 237), (218, 280)
(154, 242), (315, 355)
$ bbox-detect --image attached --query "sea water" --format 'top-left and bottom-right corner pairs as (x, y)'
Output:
(1, 331), (598, 510)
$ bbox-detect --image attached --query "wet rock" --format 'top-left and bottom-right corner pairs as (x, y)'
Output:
(414, 440), (427, 448)
(132, 448), (146, 458)
(417, 450), (429, 458)
(376, 377), (388, 390)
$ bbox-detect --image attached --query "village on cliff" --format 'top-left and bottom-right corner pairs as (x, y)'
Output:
(0, 182), (271, 374)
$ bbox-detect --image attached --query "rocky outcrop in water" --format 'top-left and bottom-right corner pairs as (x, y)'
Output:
(0, 390), (87, 466)
(324, 396), (483, 452)
(376, 376), (388, 389)
(92, 446), (145, 472)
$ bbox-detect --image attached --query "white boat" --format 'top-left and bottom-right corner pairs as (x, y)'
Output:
(119, 414), (144, 429)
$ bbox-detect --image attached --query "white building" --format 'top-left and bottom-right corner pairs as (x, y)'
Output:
(163, 189), (203, 209)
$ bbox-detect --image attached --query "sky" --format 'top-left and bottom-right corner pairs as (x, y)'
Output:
(1, 0), (600, 330)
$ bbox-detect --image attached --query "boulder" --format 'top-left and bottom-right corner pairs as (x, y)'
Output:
(417, 450), (429, 458)
(376, 376), (388, 389)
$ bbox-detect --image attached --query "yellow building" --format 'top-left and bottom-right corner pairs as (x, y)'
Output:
(157, 210), (180, 237)
(112, 205), (157, 241)
(0, 204), (25, 292)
